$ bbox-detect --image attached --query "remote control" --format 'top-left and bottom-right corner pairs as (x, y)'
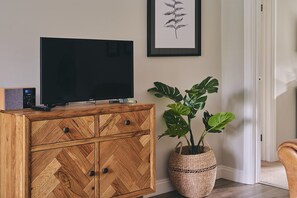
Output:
(31, 105), (51, 112)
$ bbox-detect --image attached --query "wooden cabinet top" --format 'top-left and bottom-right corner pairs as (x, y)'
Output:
(0, 103), (155, 121)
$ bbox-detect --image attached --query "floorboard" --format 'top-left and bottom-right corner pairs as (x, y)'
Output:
(151, 179), (289, 198)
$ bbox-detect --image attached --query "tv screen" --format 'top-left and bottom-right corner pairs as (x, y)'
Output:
(40, 37), (134, 106)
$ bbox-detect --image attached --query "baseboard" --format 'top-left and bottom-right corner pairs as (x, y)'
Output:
(144, 178), (175, 198)
(216, 165), (223, 179)
(217, 165), (245, 183)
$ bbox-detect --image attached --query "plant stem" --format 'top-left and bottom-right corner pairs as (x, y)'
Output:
(184, 135), (191, 148)
(188, 116), (195, 154)
(197, 125), (219, 153)
(197, 130), (207, 153)
(173, 0), (178, 39)
(175, 29), (178, 39)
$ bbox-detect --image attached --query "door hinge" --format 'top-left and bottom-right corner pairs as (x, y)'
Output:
(260, 134), (263, 142)
(261, 4), (263, 12)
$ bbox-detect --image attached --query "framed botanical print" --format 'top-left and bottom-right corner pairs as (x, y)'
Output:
(147, 0), (201, 56)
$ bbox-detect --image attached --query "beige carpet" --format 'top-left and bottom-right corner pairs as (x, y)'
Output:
(260, 161), (288, 189)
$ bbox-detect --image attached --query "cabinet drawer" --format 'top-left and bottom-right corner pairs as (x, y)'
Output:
(31, 116), (95, 146)
(99, 110), (150, 136)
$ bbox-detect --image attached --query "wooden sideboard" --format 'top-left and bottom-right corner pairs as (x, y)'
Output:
(0, 103), (156, 198)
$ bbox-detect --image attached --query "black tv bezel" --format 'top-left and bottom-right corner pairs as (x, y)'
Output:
(40, 37), (134, 106)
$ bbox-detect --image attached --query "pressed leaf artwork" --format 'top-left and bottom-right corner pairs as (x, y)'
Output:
(164, 0), (187, 39)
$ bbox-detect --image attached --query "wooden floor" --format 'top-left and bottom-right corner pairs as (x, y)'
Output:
(151, 179), (289, 198)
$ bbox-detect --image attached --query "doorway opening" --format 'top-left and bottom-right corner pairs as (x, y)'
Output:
(258, 0), (295, 189)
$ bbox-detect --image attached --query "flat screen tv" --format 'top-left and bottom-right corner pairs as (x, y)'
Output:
(40, 37), (134, 106)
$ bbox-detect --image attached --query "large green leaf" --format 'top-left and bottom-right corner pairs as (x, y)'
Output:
(183, 77), (218, 118)
(189, 76), (219, 94)
(208, 112), (236, 131)
(202, 111), (222, 133)
(167, 103), (191, 115)
(159, 109), (190, 139)
(147, 82), (183, 102)
(184, 95), (207, 118)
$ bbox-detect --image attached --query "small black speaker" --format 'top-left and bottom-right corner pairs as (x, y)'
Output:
(0, 87), (36, 110)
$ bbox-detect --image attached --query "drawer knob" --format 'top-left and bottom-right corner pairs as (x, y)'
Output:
(63, 127), (70, 133)
(102, 168), (109, 174)
(89, 171), (95, 177)
(124, 120), (131, 125)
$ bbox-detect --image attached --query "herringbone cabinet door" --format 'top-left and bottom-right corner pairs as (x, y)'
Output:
(31, 144), (95, 198)
(100, 135), (151, 197)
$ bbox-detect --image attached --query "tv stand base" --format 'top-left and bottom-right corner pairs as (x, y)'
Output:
(45, 103), (68, 108)
(109, 98), (137, 104)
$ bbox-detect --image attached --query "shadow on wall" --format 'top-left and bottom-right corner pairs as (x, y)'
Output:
(222, 90), (246, 169)
(225, 90), (245, 133)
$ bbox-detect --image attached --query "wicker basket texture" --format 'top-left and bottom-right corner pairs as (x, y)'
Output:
(168, 143), (217, 198)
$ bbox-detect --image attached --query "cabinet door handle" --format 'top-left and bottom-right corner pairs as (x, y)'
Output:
(124, 120), (131, 125)
(89, 171), (95, 176)
(102, 168), (109, 174)
(63, 127), (70, 133)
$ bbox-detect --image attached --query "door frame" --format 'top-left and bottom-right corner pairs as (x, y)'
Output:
(243, 0), (277, 184)
(243, 0), (259, 184)
(260, 0), (277, 163)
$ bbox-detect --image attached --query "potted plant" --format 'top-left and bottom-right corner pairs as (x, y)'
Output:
(148, 76), (235, 197)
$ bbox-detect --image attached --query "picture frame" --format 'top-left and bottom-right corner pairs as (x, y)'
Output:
(147, 0), (201, 57)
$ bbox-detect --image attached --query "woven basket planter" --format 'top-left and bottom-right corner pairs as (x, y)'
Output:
(168, 143), (217, 198)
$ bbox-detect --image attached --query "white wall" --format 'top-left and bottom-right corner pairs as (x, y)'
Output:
(221, 0), (245, 171)
(276, 0), (297, 147)
(0, 0), (222, 183)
